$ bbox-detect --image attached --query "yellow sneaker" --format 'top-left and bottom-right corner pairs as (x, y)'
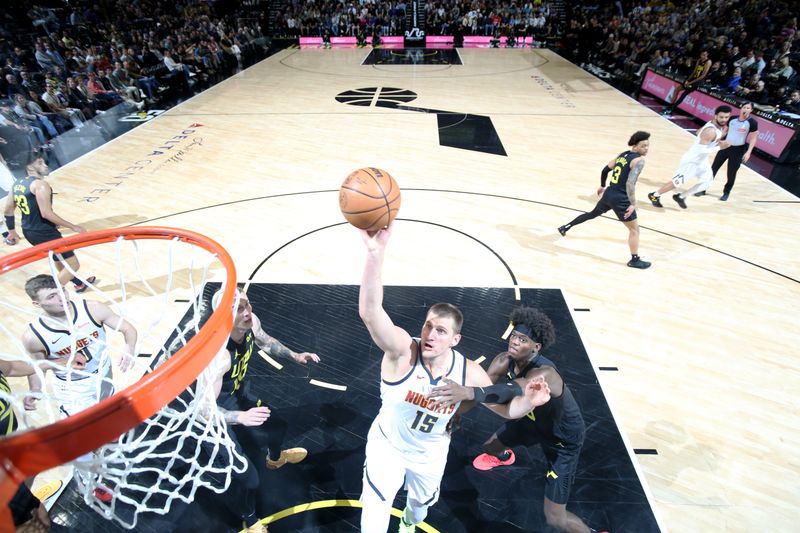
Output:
(266, 447), (308, 470)
(32, 479), (63, 502)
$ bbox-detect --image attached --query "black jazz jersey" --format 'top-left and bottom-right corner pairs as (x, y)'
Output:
(607, 151), (640, 191)
(0, 372), (17, 436)
(506, 354), (585, 445)
(219, 330), (255, 402)
(12, 176), (56, 233)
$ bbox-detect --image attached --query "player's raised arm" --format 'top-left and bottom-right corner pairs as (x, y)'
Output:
(358, 224), (413, 360)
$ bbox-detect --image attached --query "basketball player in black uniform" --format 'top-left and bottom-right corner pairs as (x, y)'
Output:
(557, 131), (651, 269)
(662, 50), (712, 117)
(210, 288), (320, 532)
(3, 150), (96, 292)
(430, 307), (599, 533)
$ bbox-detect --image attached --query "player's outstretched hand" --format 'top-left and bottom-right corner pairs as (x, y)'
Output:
(293, 352), (320, 364)
(596, 186), (606, 198)
(524, 376), (551, 407)
(239, 406), (271, 426)
(359, 221), (394, 251)
(428, 378), (474, 409)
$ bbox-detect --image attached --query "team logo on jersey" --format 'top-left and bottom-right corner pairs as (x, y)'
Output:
(53, 331), (100, 357)
(404, 390), (456, 415)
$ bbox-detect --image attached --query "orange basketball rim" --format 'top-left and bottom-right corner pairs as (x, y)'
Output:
(0, 227), (236, 528)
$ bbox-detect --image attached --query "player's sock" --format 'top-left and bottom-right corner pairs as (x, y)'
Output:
(631, 254), (639, 261)
(652, 191), (661, 197)
(399, 515), (416, 533)
(498, 449), (512, 461)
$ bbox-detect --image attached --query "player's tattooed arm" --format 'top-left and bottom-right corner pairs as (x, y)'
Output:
(251, 315), (320, 364)
(219, 407), (242, 425)
(219, 406), (270, 426)
(253, 328), (293, 359)
(627, 159), (645, 206)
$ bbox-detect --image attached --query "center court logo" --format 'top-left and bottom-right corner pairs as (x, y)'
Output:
(81, 124), (206, 203)
(336, 87), (507, 156)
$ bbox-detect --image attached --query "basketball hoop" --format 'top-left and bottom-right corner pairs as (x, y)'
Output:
(0, 227), (243, 529)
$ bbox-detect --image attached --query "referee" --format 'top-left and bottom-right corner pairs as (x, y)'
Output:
(707, 101), (758, 201)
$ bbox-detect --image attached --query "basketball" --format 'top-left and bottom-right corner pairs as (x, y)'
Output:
(339, 167), (401, 231)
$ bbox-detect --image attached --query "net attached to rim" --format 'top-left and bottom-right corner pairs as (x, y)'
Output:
(0, 226), (247, 530)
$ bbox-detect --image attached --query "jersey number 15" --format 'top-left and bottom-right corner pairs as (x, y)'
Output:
(410, 410), (439, 433)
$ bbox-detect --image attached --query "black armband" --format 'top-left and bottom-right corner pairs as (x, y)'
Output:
(473, 381), (523, 404)
(600, 165), (611, 187)
(4, 216), (14, 231)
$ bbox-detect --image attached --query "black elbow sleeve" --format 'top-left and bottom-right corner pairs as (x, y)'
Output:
(473, 381), (523, 404)
(600, 165), (611, 187)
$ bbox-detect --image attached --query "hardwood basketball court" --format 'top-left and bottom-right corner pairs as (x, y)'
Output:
(2, 47), (798, 532)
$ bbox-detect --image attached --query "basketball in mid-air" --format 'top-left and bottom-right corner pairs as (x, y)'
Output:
(339, 167), (401, 231)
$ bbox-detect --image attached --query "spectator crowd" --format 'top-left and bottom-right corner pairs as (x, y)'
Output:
(270, 0), (797, 111)
(273, 0), (560, 43)
(1, 1), (270, 170)
(3, 0), (799, 174)
(561, 0), (799, 112)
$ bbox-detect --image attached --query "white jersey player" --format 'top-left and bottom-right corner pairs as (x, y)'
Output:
(648, 105), (732, 209)
(21, 274), (137, 415)
(358, 223), (551, 533)
(371, 337), (466, 459)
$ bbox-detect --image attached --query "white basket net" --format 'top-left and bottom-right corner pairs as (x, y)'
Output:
(0, 233), (246, 529)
